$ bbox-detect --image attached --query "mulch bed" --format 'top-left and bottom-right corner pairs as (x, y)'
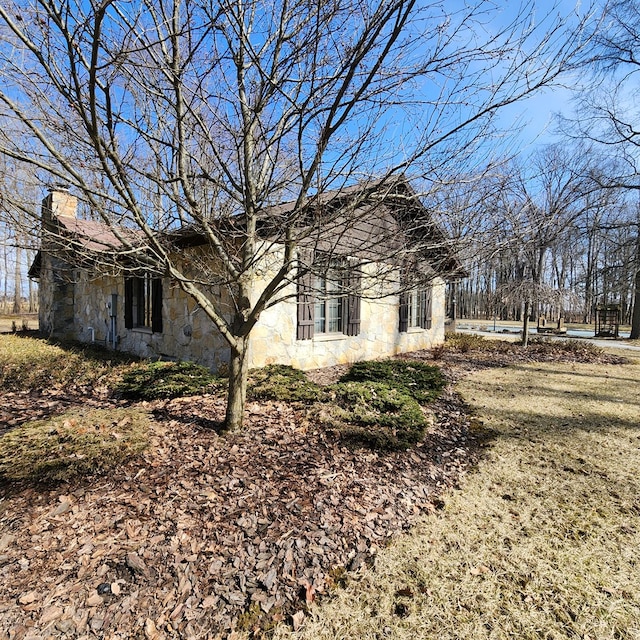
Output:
(0, 344), (626, 639)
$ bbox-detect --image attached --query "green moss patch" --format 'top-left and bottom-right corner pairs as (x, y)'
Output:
(247, 364), (321, 403)
(315, 381), (428, 451)
(0, 408), (150, 483)
(339, 359), (445, 404)
(116, 360), (220, 400)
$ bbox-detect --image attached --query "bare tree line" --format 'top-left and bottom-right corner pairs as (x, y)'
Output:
(0, 155), (39, 315)
(447, 145), (640, 332)
(450, 0), (640, 341)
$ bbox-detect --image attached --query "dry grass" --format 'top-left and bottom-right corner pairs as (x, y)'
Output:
(0, 313), (38, 333)
(0, 408), (150, 483)
(0, 334), (136, 391)
(273, 356), (640, 640)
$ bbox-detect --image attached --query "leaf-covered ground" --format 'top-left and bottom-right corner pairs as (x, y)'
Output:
(0, 386), (476, 639)
(0, 337), (628, 639)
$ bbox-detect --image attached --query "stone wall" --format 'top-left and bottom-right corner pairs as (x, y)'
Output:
(38, 255), (76, 339)
(44, 252), (446, 373)
(247, 261), (446, 370)
(68, 271), (231, 371)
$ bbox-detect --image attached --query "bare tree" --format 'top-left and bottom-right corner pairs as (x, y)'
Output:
(449, 145), (626, 337)
(0, 0), (595, 429)
(571, 0), (640, 338)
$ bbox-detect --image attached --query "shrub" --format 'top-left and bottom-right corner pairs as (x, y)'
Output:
(339, 359), (445, 404)
(527, 337), (612, 360)
(315, 381), (428, 450)
(116, 360), (220, 399)
(444, 332), (491, 352)
(247, 364), (320, 403)
(0, 408), (149, 483)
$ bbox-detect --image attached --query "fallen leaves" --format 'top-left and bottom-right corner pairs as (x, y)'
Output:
(0, 360), (480, 638)
(291, 609), (305, 631)
(126, 552), (150, 578)
(469, 564), (491, 576)
(18, 591), (38, 605)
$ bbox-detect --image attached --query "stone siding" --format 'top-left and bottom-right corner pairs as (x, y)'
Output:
(37, 265), (228, 370)
(38, 255), (76, 339)
(43, 253), (446, 373)
(248, 266), (446, 370)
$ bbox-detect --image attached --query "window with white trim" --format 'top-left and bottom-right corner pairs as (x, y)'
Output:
(314, 271), (343, 334)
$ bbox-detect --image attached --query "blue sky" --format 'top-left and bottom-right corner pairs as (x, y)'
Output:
(487, 0), (602, 154)
(495, 83), (579, 153)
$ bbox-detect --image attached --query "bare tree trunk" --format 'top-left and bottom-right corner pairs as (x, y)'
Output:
(522, 299), (530, 347)
(630, 271), (640, 339)
(631, 231), (640, 339)
(2, 240), (8, 314)
(27, 250), (36, 313)
(12, 243), (21, 314)
(225, 335), (250, 432)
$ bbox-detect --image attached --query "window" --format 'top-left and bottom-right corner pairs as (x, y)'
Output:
(399, 285), (432, 332)
(297, 252), (361, 340)
(124, 276), (163, 333)
(314, 272), (343, 334)
(408, 288), (432, 329)
(133, 275), (152, 328)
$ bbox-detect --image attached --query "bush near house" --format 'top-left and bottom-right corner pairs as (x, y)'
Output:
(247, 364), (321, 403)
(339, 359), (446, 403)
(444, 332), (619, 363)
(314, 380), (428, 451)
(444, 332), (493, 352)
(115, 360), (222, 400)
(247, 359), (445, 451)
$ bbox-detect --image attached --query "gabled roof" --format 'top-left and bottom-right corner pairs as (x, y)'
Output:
(29, 213), (145, 279)
(170, 176), (466, 278)
(52, 215), (142, 252)
(30, 176), (465, 280)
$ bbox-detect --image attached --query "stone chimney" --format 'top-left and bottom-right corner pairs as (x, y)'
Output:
(42, 185), (78, 221)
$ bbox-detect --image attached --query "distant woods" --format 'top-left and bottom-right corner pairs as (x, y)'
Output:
(439, 145), (640, 328)
(0, 156), (38, 315)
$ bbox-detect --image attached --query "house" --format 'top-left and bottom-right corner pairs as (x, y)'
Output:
(29, 180), (464, 372)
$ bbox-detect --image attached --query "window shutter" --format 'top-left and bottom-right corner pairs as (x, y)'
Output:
(399, 292), (409, 333)
(418, 289), (428, 329)
(151, 278), (163, 333)
(345, 261), (361, 336)
(425, 286), (432, 330)
(124, 278), (133, 329)
(297, 250), (314, 340)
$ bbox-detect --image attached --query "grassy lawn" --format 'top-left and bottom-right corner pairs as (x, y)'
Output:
(273, 356), (640, 639)
(0, 334), (136, 390)
(0, 313), (38, 333)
